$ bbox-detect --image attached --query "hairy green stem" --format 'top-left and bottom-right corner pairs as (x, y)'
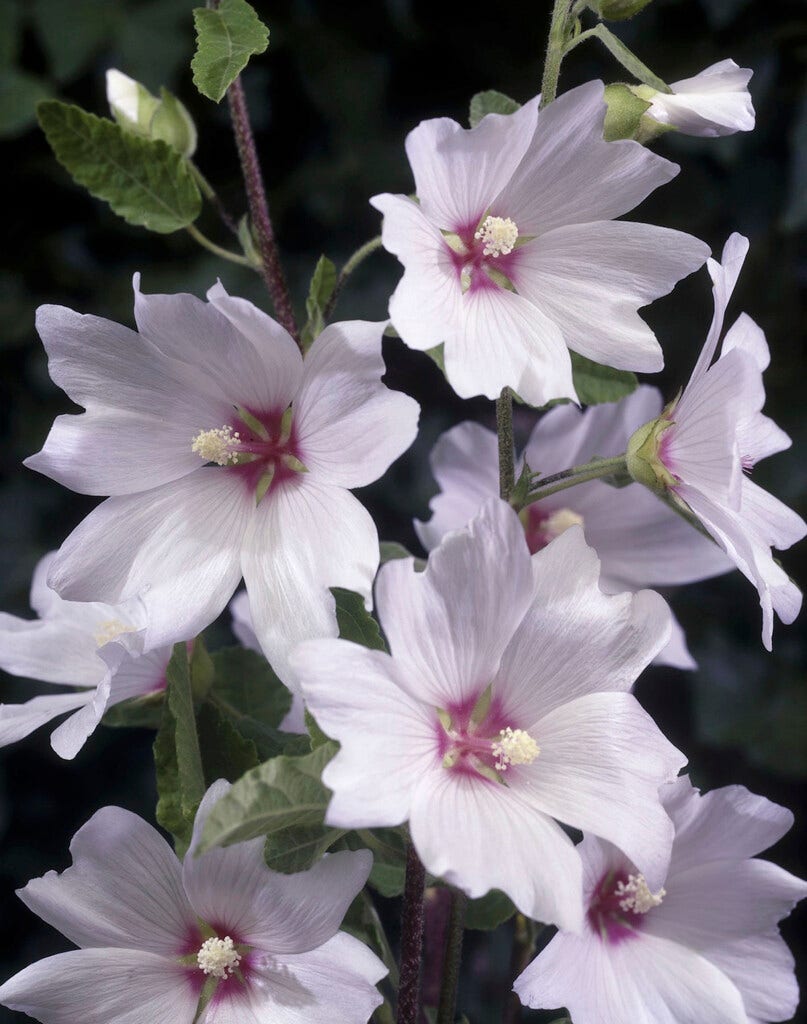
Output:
(185, 223), (255, 268)
(540, 0), (574, 107)
(226, 76), (299, 344)
(323, 235), (383, 321)
(436, 889), (467, 1024)
(397, 844), (426, 1024)
(496, 388), (516, 501)
(564, 23), (670, 92)
(520, 454), (628, 506)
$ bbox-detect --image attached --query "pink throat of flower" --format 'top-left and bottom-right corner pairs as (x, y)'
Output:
(182, 923), (253, 1001)
(446, 220), (520, 295)
(521, 505), (554, 555)
(436, 692), (526, 779)
(587, 869), (651, 944)
(218, 407), (304, 497)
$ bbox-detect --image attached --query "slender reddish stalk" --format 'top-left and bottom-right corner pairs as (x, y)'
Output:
(397, 843), (427, 1024)
(226, 76), (299, 344)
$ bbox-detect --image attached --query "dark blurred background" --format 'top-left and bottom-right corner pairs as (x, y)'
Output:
(0, 0), (805, 1020)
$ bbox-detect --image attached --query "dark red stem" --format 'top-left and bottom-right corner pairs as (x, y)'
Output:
(397, 843), (427, 1024)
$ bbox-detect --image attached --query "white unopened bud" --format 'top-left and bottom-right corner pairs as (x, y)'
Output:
(106, 69), (197, 157)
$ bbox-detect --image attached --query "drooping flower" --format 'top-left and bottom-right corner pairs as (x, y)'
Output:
(626, 234), (806, 649)
(0, 780), (386, 1024)
(291, 499), (685, 930)
(0, 552), (171, 759)
(514, 776), (807, 1024)
(26, 280), (419, 690)
(371, 80), (709, 406)
(644, 60), (755, 138)
(415, 387), (733, 669)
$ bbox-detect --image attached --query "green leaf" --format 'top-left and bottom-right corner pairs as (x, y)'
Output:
(165, 643), (206, 820)
(465, 889), (516, 930)
(153, 700), (191, 854)
(263, 823), (347, 873)
(102, 691), (164, 729)
(304, 708), (332, 750)
(301, 255), (337, 348)
(208, 646), (292, 759)
(0, 69), (49, 137)
(345, 827), (409, 897)
(571, 351), (638, 405)
(198, 742), (337, 852)
(37, 101), (201, 233)
(196, 701), (260, 785)
(469, 89), (520, 128)
(332, 588), (387, 652)
(425, 343), (446, 374)
(191, 0), (269, 103)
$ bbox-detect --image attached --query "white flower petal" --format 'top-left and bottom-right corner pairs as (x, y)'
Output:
(19, 806), (196, 953)
(134, 277), (298, 412)
(48, 472), (251, 651)
(494, 527), (671, 722)
(241, 480), (378, 688)
(206, 281), (303, 410)
(654, 613), (697, 670)
(375, 499), (533, 707)
(706, 932), (800, 1023)
(184, 781), (372, 954)
(370, 193), (461, 352)
(687, 233), (749, 388)
(646, 859), (807, 950)
(515, 928), (748, 1024)
(403, 98), (540, 232)
(648, 60), (755, 138)
(521, 691), (685, 890)
(291, 640), (437, 829)
(414, 421), (500, 550)
(524, 386), (663, 475)
(0, 949), (198, 1024)
(509, 222), (708, 371)
(0, 614), (105, 686)
(721, 311), (770, 371)
(294, 320), (419, 488)
(443, 284), (576, 406)
(410, 769), (584, 931)
(0, 691), (93, 750)
(493, 81), (680, 235)
(201, 933), (385, 1024)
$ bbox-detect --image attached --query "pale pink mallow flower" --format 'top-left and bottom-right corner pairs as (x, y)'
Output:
(627, 234), (806, 649)
(645, 60), (755, 138)
(291, 499), (685, 931)
(0, 780), (386, 1024)
(515, 776), (807, 1024)
(370, 80), (710, 407)
(0, 552), (172, 759)
(25, 279), (420, 690)
(415, 387), (733, 670)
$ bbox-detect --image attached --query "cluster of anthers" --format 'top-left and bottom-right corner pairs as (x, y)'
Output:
(196, 935), (242, 980)
(615, 873), (666, 914)
(191, 425), (242, 467)
(474, 215), (519, 258)
(491, 727), (541, 772)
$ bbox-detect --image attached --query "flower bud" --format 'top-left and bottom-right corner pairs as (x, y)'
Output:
(625, 414), (676, 494)
(105, 69), (197, 157)
(594, 0), (654, 20)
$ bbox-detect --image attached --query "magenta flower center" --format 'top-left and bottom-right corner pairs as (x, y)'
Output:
(587, 868), (665, 944)
(436, 690), (539, 781)
(520, 505), (584, 555)
(445, 214), (522, 294)
(191, 406), (305, 502)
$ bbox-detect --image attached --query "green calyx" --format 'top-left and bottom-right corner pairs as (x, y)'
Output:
(625, 413), (677, 494)
(594, 0), (655, 20)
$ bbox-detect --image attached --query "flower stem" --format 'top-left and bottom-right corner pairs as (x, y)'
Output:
(496, 388), (516, 501)
(519, 455), (628, 506)
(503, 916), (542, 1024)
(436, 889), (467, 1024)
(323, 235), (383, 322)
(540, 0), (574, 108)
(564, 23), (671, 92)
(226, 76), (299, 345)
(185, 223), (256, 268)
(397, 843), (427, 1024)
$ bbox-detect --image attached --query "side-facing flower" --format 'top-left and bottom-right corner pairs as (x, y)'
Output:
(25, 279), (419, 690)
(625, 234), (806, 648)
(643, 60), (755, 138)
(371, 80), (709, 406)
(0, 780), (386, 1024)
(292, 499), (685, 930)
(415, 387), (732, 669)
(0, 552), (171, 759)
(515, 776), (807, 1024)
